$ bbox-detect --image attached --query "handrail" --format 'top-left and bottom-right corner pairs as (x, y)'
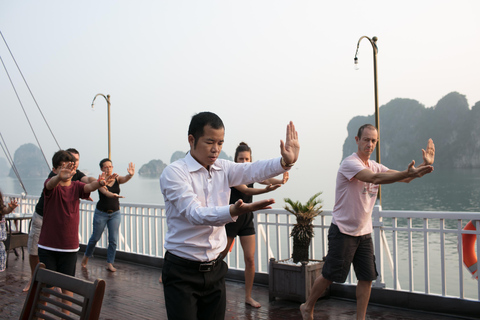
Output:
(3, 193), (479, 301)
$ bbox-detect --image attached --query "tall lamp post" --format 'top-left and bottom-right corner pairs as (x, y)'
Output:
(91, 93), (111, 160)
(354, 36), (381, 204)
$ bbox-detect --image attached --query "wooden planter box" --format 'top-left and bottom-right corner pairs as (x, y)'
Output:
(269, 258), (329, 303)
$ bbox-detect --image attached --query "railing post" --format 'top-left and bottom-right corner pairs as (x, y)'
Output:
(372, 203), (386, 288)
(254, 214), (260, 273)
(476, 220), (480, 299)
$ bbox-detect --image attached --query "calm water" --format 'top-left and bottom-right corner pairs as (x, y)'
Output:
(381, 167), (480, 212)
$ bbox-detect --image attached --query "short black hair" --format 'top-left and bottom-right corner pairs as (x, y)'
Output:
(52, 150), (75, 169)
(357, 124), (377, 139)
(188, 112), (224, 147)
(99, 158), (112, 169)
(66, 148), (79, 155)
(234, 142), (252, 162)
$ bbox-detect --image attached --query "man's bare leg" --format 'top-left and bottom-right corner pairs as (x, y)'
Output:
(355, 280), (372, 320)
(300, 274), (332, 320)
(81, 256), (88, 268)
(23, 254), (39, 292)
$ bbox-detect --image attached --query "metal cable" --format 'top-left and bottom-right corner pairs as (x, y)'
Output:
(0, 31), (61, 150)
(0, 133), (27, 195)
(0, 52), (50, 170)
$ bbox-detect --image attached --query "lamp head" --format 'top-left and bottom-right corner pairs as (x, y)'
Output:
(354, 57), (359, 70)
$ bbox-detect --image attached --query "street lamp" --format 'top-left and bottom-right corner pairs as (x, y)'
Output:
(354, 36), (381, 204)
(91, 94), (111, 160)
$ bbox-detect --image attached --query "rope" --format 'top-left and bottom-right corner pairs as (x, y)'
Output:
(0, 31), (61, 150)
(0, 53), (50, 169)
(0, 30), (53, 171)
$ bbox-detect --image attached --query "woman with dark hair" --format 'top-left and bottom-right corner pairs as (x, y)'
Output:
(81, 159), (135, 272)
(0, 191), (18, 272)
(221, 142), (288, 308)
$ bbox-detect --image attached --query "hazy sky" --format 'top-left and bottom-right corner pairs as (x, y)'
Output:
(1, 1), (479, 209)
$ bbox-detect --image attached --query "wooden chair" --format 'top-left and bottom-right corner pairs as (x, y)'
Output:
(4, 215), (31, 268)
(20, 263), (106, 320)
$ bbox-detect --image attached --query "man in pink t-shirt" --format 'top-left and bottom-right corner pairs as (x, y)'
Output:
(301, 124), (435, 320)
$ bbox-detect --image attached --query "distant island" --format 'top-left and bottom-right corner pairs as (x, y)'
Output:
(342, 91), (480, 169)
(2, 92), (479, 179)
(6, 143), (50, 178)
(137, 150), (232, 178)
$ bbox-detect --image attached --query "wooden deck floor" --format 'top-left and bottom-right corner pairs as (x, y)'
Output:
(0, 251), (471, 319)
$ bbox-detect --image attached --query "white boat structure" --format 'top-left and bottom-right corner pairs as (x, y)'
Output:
(4, 193), (480, 318)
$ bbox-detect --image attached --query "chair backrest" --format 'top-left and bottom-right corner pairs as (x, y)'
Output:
(20, 263), (106, 320)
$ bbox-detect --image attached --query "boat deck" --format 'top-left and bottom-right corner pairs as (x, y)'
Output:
(0, 251), (471, 319)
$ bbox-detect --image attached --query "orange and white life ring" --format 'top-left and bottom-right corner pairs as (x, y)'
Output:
(462, 220), (478, 279)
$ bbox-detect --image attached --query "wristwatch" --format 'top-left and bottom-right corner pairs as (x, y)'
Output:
(281, 158), (295, 167)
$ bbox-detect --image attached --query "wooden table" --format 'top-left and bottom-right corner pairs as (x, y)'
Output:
(4, 214), (32, 268)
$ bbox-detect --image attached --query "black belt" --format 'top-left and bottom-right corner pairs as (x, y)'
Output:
(165, 251), (222, 272)
(98, 209), (116, 214)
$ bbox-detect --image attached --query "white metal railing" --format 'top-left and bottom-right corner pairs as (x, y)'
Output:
(371, 206), (480, 301)
(78, 200), (168, 259)
(3, 193), (479, 302)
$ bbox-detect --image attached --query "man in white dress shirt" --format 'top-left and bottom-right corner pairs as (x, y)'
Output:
(160, 111), (299, 320)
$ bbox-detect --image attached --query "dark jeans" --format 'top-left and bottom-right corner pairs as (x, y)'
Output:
(162, 252), (228, 320)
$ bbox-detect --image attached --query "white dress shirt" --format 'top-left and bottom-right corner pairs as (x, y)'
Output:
(160, 152), (286, 262)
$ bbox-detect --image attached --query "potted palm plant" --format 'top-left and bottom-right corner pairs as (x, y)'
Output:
(285, 192), (323, 263)
(269, 192), (328, 302)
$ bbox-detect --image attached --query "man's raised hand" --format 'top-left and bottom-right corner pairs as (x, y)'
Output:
(421, 139), (435, 166)
(407, 160), (434, 178)
(280, 121), (299, 166)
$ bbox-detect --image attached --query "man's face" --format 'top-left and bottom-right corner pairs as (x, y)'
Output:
(189, 125), (224, 169)
(71, 153), (80, 171)
(355, 127), (378, 158)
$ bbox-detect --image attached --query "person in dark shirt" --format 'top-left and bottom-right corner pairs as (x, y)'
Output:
(81, 158), (135, 272)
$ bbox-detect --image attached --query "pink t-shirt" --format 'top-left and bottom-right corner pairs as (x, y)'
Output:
(331, 153), (388, 236)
